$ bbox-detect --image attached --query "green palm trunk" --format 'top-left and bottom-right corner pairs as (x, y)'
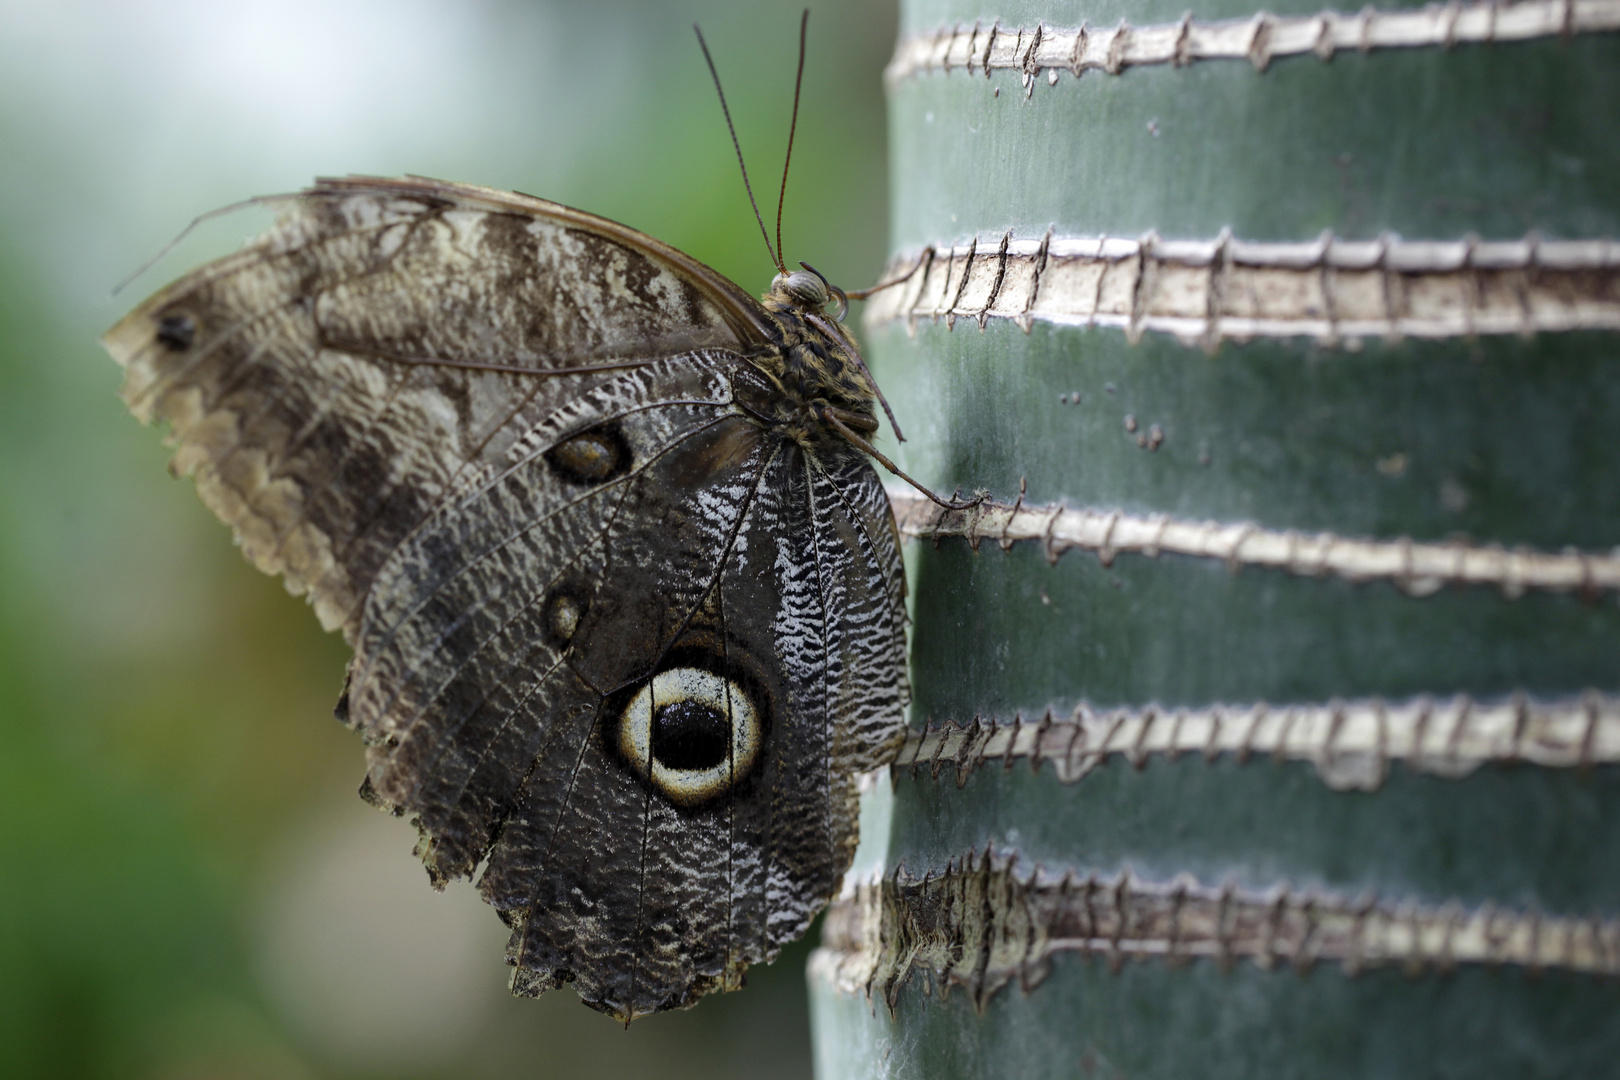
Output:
(810, 1), (1620, 1076)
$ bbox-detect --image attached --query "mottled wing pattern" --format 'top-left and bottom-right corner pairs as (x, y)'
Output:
(103, 176), (908, 1019)
(467, 432), (908, 1017)
(350, 354), (760, 880)
(103, 176), (772, 636)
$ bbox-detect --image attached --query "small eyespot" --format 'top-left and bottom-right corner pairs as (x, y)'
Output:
(545, 423), (629, 485)
(544, 590), (586, 645)
(155, 313), (196, 350)
(618, 667), (762, 807)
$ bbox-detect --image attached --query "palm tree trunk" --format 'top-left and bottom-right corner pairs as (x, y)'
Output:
(811, 1), (1620, 1075)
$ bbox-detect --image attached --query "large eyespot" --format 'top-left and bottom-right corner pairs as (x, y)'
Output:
(617, 667), (762, 807)
(545, 423), (630, 485)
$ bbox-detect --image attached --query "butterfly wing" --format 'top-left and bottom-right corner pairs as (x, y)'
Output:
(370, 354), (907, 1016)
(104, 177), (908, 1018)
(104, 176), (776, 636)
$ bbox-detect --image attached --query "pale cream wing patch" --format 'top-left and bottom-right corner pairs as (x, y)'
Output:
(103, 177), (776, 640)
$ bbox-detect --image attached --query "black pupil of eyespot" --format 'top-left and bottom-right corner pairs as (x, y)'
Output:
(156, 314), (195, 350)
(651, 699), (731, 771)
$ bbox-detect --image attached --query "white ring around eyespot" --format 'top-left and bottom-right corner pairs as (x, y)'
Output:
(618, 667), (762, 806)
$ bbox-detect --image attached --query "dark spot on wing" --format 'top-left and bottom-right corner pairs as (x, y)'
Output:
(156, 312), (196, 350)
(481, 213), (537, 294)
(615, 238), (658, 309)
(680, 278), (706, 330)
(660, 415), (765, 492)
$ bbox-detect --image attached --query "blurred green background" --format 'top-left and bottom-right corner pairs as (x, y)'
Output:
(0, 1), (897, 1076)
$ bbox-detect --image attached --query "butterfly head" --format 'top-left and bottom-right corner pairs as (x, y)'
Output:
(769, 262), (848, 323)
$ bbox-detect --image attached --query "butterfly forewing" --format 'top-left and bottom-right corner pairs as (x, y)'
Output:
(104, 178), (772, 636)
(103, 176), (907, 1020)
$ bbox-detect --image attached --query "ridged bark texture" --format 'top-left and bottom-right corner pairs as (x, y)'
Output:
(810, 1), (1620, 1076)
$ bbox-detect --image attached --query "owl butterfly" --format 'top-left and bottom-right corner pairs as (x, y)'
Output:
(101, 20), (947, 1022)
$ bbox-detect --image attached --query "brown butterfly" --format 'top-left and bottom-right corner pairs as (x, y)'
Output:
(102, 20), (950, 1021)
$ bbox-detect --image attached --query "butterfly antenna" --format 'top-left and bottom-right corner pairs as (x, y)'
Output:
(774, 9), (809, 270)
(695, 24), (783, 274)
(111, 193), (285, 296)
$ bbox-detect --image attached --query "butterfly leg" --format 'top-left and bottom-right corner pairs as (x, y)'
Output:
(817, 405), (983, 512)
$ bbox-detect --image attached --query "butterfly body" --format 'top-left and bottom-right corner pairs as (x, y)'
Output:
(754, 299), (880, 420)
(104, 176), (907, 1021)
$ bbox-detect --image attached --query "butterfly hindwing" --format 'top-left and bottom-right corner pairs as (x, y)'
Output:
(468, 398), (906, 1018)
(349, 353), (754, 874)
